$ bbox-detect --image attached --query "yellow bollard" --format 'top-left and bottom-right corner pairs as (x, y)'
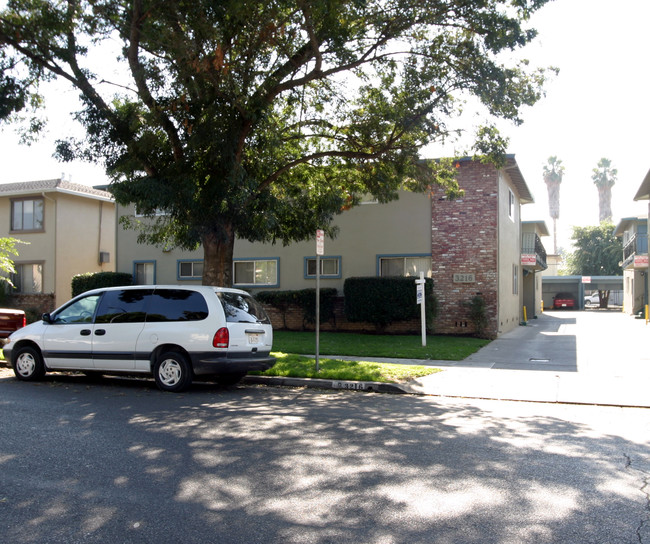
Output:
(541, 300), (544, 313)
(523, 306), (527, 322)
(646, 305), (649, 325)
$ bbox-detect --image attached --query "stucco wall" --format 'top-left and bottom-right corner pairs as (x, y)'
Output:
(497, 171), (523, 334)
(0, 189), (115, 308)
(0, 195), (56, 294)
(116, 190), (433, 292)
(55, 194), (116, 305)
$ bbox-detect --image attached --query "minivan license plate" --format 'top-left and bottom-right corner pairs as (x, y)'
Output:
(248, 333), (261, 345)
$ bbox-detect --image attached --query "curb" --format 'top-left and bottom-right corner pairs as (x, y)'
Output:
(243, 375), (407, 394)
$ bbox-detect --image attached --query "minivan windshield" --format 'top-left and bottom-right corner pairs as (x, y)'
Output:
(217, 292), (270, 324)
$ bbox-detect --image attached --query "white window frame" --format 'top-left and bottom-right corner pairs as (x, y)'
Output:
(377, 254), (432, 278)
(11, 197), (44, 232)
(304, 256), (342, 279)
(11, 262), (44, 293)
(233, 258), (279, 288)
(178, 260), (204, 280)
(134, 261), (156, 285)
(508, 189), (515, 221)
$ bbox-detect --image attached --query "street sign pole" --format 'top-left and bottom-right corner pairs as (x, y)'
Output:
(315, 230), (324, 372)
(415, 272), (426, 347)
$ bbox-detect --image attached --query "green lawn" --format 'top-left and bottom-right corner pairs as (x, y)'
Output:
(1, 331), (490, 385)
(273, 330), (490, 361)
(251, 331), (490, 384)
(253, 352), (439, 383)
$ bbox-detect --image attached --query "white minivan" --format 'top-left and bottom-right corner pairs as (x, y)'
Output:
(3, 285), (275, 392)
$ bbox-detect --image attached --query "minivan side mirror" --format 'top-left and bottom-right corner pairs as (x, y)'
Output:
(42, 313), (52, 324)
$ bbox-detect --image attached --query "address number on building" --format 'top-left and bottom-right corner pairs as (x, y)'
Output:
(453, 273), (476, 283)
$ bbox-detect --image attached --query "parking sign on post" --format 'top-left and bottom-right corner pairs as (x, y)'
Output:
(315, 230), (324, 371)
(415, 272), (426, 347)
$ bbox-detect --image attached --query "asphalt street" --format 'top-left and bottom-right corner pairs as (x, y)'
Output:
(1, 370), (649, 544)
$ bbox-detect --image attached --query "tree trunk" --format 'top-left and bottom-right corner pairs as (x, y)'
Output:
(201, 225), (235, 287)
(599, 289), (610, 309)
(598, 186), (613, 223)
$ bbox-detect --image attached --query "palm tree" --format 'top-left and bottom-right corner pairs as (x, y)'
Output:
(592, 158), (617, 223)
(543, 156), (564, 253)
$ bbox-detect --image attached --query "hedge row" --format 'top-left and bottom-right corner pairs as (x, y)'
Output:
(71, 272), (133, 297)
(344, 276), (437, 329)
(258, 277), (438, 331)
(256, 288), (337, 328)
(69, 273), (437, 332)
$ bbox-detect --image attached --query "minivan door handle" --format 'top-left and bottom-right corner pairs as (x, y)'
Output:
(245, 329), (265, 334)
(80, 329), (91, 336)
(94, 329), (106, 336)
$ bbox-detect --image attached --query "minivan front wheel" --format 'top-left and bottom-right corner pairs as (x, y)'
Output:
(153, 351), (193, 392)
(13, 346), (46, 381)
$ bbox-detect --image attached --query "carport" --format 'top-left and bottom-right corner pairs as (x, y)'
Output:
(542, 276), (581, 310)
(542, 275), (624, 310)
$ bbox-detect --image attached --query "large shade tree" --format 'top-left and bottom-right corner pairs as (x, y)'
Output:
(1, 0), (553, 286)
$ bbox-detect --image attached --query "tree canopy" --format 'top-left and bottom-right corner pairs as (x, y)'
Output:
(1, 0), (553, 285)
(565, 223), (622, 277)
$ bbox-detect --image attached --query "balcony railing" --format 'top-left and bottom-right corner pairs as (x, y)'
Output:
(522, 232), (548, 271)
(623, 233), (648, 262)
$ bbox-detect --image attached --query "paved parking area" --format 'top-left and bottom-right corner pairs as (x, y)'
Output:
(404, 310), (650, 407)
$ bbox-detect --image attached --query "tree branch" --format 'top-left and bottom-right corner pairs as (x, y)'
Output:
(127, 0), (184, 162)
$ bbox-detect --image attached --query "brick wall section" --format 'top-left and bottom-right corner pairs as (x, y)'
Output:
(431, 160), (499, 338)
(6, 293), (56, 318)
(263, 297), (424, 334)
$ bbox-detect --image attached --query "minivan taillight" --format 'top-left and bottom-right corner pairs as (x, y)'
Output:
(213, 327), (229, 348)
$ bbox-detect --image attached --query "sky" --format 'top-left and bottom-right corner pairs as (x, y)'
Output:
(1, 0), (649, 253)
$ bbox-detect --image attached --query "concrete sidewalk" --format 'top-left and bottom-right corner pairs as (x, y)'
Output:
(248, 310), (650, 408)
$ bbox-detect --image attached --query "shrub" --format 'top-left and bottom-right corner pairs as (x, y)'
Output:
(296, 288), (337, 326)
(71, 272), (133, 297)
(256, 290), (299, 329)
(465, 295), (488, 338)
(344, 277), (436, 330)
(256, 288), (337, 329)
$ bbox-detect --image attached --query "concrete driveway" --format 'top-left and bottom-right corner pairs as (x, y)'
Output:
(405, 310), (650, 407)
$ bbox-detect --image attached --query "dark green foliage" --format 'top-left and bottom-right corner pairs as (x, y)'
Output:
(344, 277), (436, 329)
(465, 295), (488, 338)
(297, 288), (338, 326)
(0, 0), (552, 285)
(565, 223), (623, 276)
(256, 288), (337, 328)
(71, 272), (133, 297)
(24, 307), (41, 324)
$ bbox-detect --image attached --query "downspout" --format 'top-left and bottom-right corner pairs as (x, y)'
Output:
(98, 201), (103, 267)
(42, 192), (57, 300)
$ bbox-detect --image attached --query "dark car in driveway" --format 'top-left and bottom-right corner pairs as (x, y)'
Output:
(553, 292), (576, 309)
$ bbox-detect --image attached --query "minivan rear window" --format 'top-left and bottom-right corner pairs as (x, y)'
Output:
(146, 289), (209, 322)
(218, 292), (270, 324)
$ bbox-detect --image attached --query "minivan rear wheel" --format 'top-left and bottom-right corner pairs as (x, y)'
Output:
(153, 351), (192, 392)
